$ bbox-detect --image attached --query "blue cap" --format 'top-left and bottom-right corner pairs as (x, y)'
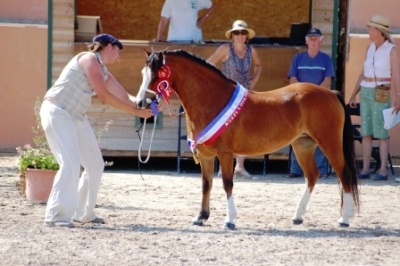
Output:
(93, 33), (123, 50)
(305, 28), (322, 37)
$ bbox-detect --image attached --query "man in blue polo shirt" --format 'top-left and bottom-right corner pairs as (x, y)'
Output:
(287, 27), (335, 178)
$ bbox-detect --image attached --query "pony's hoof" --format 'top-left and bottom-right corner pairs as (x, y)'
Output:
(222, 222), (235, 230)
(191, 220), (204, 226)
(292, 219), (303, 225)
(338, 222), (349, 228)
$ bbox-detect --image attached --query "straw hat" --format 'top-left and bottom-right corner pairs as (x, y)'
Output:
(366, 15), (391, 33)
(225, 20), (256, 39)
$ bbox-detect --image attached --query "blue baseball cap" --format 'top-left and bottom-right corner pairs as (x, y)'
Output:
(93, 33), (123, 50)
(305, 28), (322, 37)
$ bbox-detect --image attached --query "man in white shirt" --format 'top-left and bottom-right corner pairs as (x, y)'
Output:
(153, 0), (216, 42)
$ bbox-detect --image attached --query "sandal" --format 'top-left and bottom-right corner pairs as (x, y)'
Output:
(234, 170), (252, 179)
(357, 172), (370, 180)
(374, 173), (388, 181)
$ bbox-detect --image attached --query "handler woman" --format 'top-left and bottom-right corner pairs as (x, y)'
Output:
(348, 15), (400, 181)
(207, 20), (262, 179)
(40, 34), (155, 228)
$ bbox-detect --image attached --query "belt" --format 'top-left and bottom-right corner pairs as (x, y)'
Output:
(364, 77), (391, 82)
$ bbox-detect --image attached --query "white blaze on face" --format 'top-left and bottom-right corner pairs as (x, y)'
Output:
(135, 66), (153, 108)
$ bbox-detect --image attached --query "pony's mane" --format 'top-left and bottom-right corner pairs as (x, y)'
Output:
(152, 49), (236, 85)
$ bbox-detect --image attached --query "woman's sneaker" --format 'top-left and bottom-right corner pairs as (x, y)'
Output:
(44, 221), (74, 228)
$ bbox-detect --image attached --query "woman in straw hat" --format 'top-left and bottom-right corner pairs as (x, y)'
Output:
(348, 15), (400, 181)
(207, 20), (262, 179)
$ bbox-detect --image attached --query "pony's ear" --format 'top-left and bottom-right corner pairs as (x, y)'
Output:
(143, 49), (151, 57)
(157, 52), (165, 65)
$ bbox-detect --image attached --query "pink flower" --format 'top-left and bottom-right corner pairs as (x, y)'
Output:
(24, 144), (32, 149)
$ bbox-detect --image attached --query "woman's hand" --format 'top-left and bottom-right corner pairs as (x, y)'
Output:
(348, 97), (357, 108)
(248, 79), (256, 90)
(135, 108), (155, 119)
(393, 99), (400, 114)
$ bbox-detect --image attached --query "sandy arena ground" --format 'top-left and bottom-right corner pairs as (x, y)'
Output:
(1, 152), (400, 265)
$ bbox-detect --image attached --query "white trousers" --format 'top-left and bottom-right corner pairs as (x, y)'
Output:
(40, 101), (104, 223)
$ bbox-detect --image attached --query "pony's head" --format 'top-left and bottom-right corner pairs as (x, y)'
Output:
(135, 50), (168, 109)
(136, 49), (237, 110)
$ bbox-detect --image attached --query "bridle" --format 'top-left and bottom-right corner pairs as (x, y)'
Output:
(137, 55), (183, 164)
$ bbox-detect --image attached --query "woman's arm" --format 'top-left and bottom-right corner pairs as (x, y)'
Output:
(79, 54), (154, 118)
(249, 46), (262, 90)
(348, 71), (365, 107)
(105, 73), (136, 105)
(390, 46), (400, 114)
(207, 43), (228, 65)
(349, 48), (368, 108)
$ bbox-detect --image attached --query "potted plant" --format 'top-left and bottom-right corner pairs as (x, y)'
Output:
(16, 98), (112, 203)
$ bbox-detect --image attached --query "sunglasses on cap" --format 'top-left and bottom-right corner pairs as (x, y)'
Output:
(232, 30), (248, 36)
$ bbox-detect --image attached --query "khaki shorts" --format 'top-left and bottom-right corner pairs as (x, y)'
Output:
(360, 86), (391, 139)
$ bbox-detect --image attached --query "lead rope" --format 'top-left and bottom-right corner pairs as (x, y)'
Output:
(135, 116), (157, 182)
(136, 105), (185, 162)
(135, 102), (184, 169)
(136, 115), (158, 164)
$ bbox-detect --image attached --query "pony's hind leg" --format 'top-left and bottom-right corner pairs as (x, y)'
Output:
(191, 153), (215, 226)
(330, 160), (357, 227)
(319, 142), (358, 227)
(291, 138), (319, 225)
(338, 192), (354, 227)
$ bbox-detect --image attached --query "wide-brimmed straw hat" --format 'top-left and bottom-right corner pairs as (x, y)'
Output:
(225, 20), (256, 39)
(366, 15), (391, 33)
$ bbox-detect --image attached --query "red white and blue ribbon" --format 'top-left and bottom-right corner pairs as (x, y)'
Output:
(187, 84), (248, 152)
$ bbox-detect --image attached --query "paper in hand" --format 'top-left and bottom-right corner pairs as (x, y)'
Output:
(383, 108), (400, 130)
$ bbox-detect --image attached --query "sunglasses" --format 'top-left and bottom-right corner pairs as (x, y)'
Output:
(232, 30), (249, 36)
(232, 30), (248, 36)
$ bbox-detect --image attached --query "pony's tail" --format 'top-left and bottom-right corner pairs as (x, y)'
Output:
(335, 92), (360, 212)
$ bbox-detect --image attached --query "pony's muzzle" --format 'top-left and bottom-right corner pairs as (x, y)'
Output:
(137, 98), (153, 109)
(137, 99), (146, 109)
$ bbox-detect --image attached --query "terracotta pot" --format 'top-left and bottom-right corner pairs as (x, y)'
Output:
(25, 169), (56, 203)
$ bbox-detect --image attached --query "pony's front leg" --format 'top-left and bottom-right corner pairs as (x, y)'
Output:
(192, 155), (215, 226)
(292, 184), (312, 225)
(222, 194), (237, 230)
(220, 154), (237, 230)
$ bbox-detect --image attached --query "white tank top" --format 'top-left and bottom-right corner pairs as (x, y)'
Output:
(360, 41), (394, 88)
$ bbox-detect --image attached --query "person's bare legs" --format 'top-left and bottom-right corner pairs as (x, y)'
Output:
(234, 156), (251, 178)
(378, 139), (389, 176)
(361, 136), (372, 174)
